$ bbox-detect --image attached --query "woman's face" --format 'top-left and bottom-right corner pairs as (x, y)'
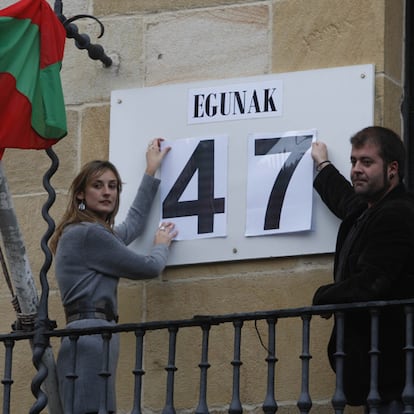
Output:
(78, 169), (119, 220)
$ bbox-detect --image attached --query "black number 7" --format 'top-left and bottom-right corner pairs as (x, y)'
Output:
(162, 139), (225, 234)
(254, 135), (313, 230)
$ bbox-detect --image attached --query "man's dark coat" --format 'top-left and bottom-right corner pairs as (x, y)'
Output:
(312, 164), (414, 405)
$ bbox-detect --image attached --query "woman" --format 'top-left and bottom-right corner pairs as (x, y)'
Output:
(50, 138), (177, 414)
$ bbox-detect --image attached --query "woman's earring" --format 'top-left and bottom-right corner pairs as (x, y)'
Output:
(78, 200), (86, 211)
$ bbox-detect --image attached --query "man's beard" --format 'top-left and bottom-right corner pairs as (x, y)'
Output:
(356, 168), (392, 205)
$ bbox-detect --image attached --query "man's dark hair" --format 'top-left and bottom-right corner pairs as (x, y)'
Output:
(350, 126), (406, 180)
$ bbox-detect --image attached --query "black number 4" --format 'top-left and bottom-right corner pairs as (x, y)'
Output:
(162, 139), (225, 234)
(254, 135), (312, 230)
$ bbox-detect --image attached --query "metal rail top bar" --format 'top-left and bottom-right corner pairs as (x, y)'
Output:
(1, 298), (413, 343)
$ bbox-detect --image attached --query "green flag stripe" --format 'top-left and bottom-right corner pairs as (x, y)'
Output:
(33, 62), (66, 138)
(0, 16), (66, 139)
(0, 17), (40, 102)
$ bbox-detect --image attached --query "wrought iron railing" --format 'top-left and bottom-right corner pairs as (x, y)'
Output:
(1, 299), (414, 413)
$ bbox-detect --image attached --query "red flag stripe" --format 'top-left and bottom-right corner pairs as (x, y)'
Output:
(0, 72), (59, 151)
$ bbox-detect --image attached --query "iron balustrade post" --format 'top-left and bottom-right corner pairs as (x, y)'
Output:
(98, 331), (113, 414)
(162, 326), (178, 414)
(332, 311), (346, 414)
(297, 314), (312, 414)
(131, 329), (146, 414)
(262, 317), (278, 414)
(195, 323), (211, 414)
(229, 319), (243, 414)
(403, 305), (414, 414)
(367, 309), (381, 414)
(1, 339), (14, 414)
(65, 334), (79, 414)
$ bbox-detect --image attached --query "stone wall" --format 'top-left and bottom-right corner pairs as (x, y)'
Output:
(0, 0), (404, 412)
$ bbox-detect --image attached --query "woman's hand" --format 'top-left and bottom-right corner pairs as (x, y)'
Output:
(154, 222), (178, 247)
(145, 138), (171, 176)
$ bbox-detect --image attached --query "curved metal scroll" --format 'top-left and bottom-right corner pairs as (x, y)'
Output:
(54, 0), (113, 67)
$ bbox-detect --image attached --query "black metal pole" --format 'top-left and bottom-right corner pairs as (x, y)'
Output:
(30, 148), (59, 414)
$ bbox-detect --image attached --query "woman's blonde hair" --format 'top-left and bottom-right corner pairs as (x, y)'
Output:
(49, 160), (122, 253)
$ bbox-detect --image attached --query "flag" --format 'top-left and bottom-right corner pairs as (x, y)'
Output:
(0, 0), (67, 159)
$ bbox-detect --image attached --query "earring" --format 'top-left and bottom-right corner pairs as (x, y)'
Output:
(78, 200), (86, 211)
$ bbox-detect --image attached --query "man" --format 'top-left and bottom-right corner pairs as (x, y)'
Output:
(312, 126), (414, 413)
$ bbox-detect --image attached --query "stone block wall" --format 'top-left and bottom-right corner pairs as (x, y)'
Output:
(0, 0), (404, 412)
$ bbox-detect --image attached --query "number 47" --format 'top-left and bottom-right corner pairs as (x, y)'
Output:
(161, 132), (314, 240)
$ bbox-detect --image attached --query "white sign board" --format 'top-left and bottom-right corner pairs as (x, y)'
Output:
(109, 64), (374, 266)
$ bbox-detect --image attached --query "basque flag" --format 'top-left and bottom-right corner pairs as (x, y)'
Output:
(0, 0), (67, 159)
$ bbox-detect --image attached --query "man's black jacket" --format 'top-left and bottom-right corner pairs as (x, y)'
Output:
(313, 164), (414, 405)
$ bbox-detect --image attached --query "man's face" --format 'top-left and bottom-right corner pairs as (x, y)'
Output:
(350, 141), (390, 202)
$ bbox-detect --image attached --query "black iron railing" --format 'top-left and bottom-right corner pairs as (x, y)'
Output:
(1, 299), (414, 414)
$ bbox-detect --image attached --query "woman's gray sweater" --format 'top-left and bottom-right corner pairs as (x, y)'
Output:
(55, 173), (168, 413)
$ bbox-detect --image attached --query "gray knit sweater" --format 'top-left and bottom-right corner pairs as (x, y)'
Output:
(55, 173), (169, 316)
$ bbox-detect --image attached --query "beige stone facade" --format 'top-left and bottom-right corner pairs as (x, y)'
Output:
(0, 0), (404, 412)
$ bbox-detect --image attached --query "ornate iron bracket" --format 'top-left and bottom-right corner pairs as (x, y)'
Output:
(54, 0), (112, 67)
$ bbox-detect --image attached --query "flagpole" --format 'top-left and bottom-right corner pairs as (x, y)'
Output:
(0, 161), (63, 414)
